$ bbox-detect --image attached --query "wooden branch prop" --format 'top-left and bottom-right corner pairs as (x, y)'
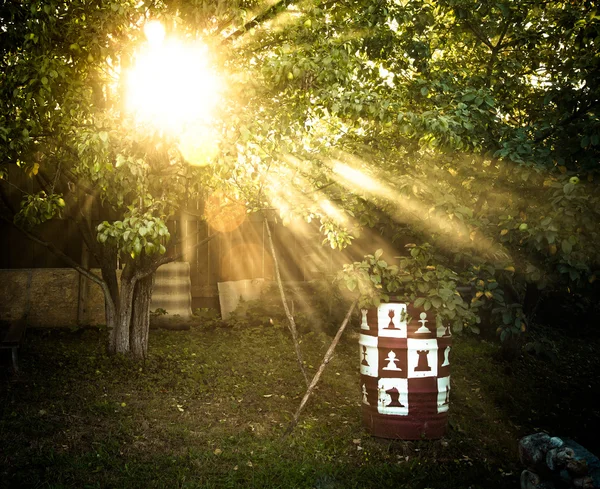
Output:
(284, 299), (357, 438)
(263, 217), (310, 387)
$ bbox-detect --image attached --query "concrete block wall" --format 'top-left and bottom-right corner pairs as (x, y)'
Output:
(0, 269), (108, 327)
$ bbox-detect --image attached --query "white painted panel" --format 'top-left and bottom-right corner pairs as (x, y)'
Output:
(359, 334), (379, 377)
(437, 376), (451, 413)
(377, 303), (407, 338)
(377, 378), (409, 416)
(407, 338), (438, 378)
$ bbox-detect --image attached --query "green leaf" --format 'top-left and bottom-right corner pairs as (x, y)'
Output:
(561, 239), (572, 254)
(414, 297), (425, 308)
(115, 155), (126, 168)
(581, 135), (590, 148)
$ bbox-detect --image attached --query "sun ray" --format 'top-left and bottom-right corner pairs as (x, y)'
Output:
(328, 153), (508, 261)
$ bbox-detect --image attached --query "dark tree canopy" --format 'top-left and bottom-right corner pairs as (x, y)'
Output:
(1, 0), (599, 349)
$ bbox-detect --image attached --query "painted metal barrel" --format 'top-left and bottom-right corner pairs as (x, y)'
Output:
(359, 301), (452, 439)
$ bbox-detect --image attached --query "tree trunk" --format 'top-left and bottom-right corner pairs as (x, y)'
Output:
(112, 266), (135, 355)
(105, 279), (119, 353)
(130, 273), (155, 360)
(105, 298), (117, 347)
(100, 250), (120, 353)
(114, 279), (135, 354)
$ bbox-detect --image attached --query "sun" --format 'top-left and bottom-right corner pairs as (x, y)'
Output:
(125, 23), (221, 132)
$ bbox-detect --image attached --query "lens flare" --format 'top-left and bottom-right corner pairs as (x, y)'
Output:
(204, 191), (247, 233)
(178, 125), (220, 166)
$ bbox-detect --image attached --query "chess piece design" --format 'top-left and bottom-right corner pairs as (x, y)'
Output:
(360, 309), (370, 330)
(443, 323), (451, 337)
(385, 387), (405, 408)
(415, 350), (431, 371)
(361, 345), (370, 366)
(416, 312), (430, 334)
(437, 377), (450, 412)
(382, 350), (402, 371)
(385, 309), (397, 329)
(442, 346), (451, 367)
(362, 384), (369, 405)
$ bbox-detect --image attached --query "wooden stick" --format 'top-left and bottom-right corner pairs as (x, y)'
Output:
(283, 299), (357, 438)
(263, 216), (309, 387)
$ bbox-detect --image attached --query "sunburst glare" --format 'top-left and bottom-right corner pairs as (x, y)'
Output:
(125, 25), (221, 133)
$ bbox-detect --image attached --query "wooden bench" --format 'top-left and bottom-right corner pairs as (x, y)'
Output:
(1, 319), (28, 373)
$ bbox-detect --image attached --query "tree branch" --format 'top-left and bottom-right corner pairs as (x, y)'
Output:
(0, 181), (17, 215)
(221, 0), (289, 42)
(534, 99), (600, 143)
(133, 233), (217, 282)
(0, 214), (111, 296)
(495, 19), (511, 50)
(283, 299), (357, 437)
(464, 20), (494, 50)
(264, 216), (310, 386)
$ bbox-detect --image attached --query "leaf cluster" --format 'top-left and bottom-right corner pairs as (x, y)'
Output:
(14, 191), (65, 229)
(339, 245), (476, 333)
(97, 209), (169, 260)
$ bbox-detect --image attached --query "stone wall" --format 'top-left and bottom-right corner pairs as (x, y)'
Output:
(0, 269), (108, 327)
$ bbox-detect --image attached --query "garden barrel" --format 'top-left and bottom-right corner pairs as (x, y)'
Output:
(359, 301), (452, 439)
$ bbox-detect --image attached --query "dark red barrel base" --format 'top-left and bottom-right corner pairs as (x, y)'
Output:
(362, 410), (448, 439)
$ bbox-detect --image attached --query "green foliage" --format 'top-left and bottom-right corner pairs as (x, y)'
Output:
(2, 0), (600, 347)
(339, 246), (477, 333)
(150, 308), (168, 317)
(192, 307), (220, 321)
(4, 325), (600, 487)
(233, 0), (600, 339)
(14, 191), (65, 228)
(97, 210), (169, 259)
(1, 0), (215, 258)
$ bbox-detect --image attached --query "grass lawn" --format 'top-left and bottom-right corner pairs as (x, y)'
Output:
(1, 318), (599, 488)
